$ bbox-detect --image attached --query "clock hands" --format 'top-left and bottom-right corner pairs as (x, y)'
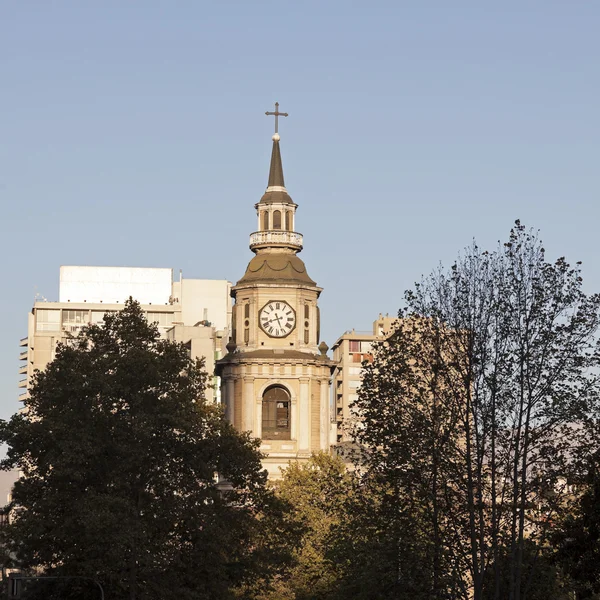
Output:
(264, 314), (284, 326)
(260, 302), (295, 337)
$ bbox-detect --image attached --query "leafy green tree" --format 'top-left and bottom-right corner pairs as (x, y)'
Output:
(0, 299), (270, 600)
(242, 452), (352, 600)
(353, 222), (600, 600)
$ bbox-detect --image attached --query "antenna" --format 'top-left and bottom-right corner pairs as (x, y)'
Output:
(34, 289), (48, 303)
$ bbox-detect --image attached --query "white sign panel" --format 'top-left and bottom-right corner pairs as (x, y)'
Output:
(59, 266), (173, 305)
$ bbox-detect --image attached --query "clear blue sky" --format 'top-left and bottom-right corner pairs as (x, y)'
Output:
(1, 2), (599, 420)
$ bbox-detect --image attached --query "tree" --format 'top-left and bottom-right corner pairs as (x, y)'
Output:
(353, 222), (600, 600)
(241, 452), (352, 600)
(329, 470), (442, 600)
(553, 453), (600, 598)
(0, 299), (270, 600)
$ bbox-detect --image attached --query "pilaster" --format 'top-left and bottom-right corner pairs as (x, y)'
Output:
(320, 376), (330, 451)
(243, 376), (255, 434)
(299, 376), (310, 452)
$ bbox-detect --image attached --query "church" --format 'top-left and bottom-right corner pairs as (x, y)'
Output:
(216, 105), (335, 478)
(19, 105), (386, 481)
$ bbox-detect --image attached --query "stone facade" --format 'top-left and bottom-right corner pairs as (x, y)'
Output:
(216, 133), (334, 478)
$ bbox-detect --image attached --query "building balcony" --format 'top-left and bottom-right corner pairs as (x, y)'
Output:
(18, 365), (27, 375)
(19, 337), (28, 347)
(249, 230), (303, 251)
(18, 379), (27, 389)
(19, 350), (28, 361)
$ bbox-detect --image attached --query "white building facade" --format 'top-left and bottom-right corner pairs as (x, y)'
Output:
(19, 266), (232, 404)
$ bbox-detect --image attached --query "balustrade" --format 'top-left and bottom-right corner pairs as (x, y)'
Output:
(249, 230), (303, 249)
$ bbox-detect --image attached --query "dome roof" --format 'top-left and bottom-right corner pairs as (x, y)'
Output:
(236, 252), (316, 287)
(259, 189), (294, 205)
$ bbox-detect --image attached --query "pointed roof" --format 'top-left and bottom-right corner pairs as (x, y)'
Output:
(259, 134), (295, 205)
(267, 138), (285, 188)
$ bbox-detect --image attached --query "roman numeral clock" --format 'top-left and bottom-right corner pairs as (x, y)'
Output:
(260, 301), (296, 337)
(215, 104), (334, 479)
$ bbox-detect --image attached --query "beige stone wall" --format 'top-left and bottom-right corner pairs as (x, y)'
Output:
(218, 358), (332, 477)
(232, 284), (321, 352)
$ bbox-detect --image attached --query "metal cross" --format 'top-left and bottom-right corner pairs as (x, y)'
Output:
(265, 102), (288, 134)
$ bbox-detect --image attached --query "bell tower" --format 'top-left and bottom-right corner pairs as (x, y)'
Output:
(216, 104), (333, 477)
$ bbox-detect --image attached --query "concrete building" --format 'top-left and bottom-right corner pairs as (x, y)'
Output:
(19, 266), (232, 404)
(216, 127), (335, 478)
(330, 314), (396, 445)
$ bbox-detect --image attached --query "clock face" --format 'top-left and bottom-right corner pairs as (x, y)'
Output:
(259, 301), (296, 338)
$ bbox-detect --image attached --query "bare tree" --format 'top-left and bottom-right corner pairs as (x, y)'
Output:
(354, 222), (600, 600)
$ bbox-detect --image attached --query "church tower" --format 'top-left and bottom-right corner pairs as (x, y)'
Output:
(216, 105), (333, 478)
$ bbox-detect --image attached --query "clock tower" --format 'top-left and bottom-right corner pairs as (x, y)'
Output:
(216, 107), (333, 477)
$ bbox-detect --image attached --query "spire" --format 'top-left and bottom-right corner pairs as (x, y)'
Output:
(260, 102), (294, 205)
(267, 134), (285, 188)
(259, 133), (294, 205)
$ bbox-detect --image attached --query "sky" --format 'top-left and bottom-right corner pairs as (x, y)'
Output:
(0, 2), (599, 420)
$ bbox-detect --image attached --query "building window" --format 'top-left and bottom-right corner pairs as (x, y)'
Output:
(90, 310), (115, 326)
(146, 312), (174, 328)
(262, 386), (291, 440)
(62, 310), (89, 332)
(35, 309), (60, 332)
(285, 211), (292, 231)
(273, 210), (282, 230)
(63, 310), (89, 325)
(348, 340), (360, 353)
(244, 304), (250, 319)
(263, 211), (269, 230)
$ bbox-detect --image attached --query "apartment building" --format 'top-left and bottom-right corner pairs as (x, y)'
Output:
(330, 314), (396, 445)
(19, 266), (232, 404)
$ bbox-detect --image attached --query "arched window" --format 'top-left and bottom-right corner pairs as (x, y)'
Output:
(285, 211), (292, 231)
(273, 210), (282, 230)
(262, 211), (269, 230)
(262, 386), (291, 440)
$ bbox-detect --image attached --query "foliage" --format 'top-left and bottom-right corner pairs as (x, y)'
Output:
(242, 452), (352, 600)
(553, 453), (600, 598)
(482, 539), (573, 600)
(0, 299), (271, 600)
(352, 222), (600, 600)
(328, 472), (444, 600)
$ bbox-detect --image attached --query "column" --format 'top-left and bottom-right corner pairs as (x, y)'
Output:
(255, 398), (263, 439)
(320, 377), (330, 451)
(243, 377), (255, 434)
(224, 377), (234, 424)
(291, 398), (298, 441)
(299, 377), (310, 451)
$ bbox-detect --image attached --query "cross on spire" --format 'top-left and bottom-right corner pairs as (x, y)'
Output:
(265, 102), (288, 135)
